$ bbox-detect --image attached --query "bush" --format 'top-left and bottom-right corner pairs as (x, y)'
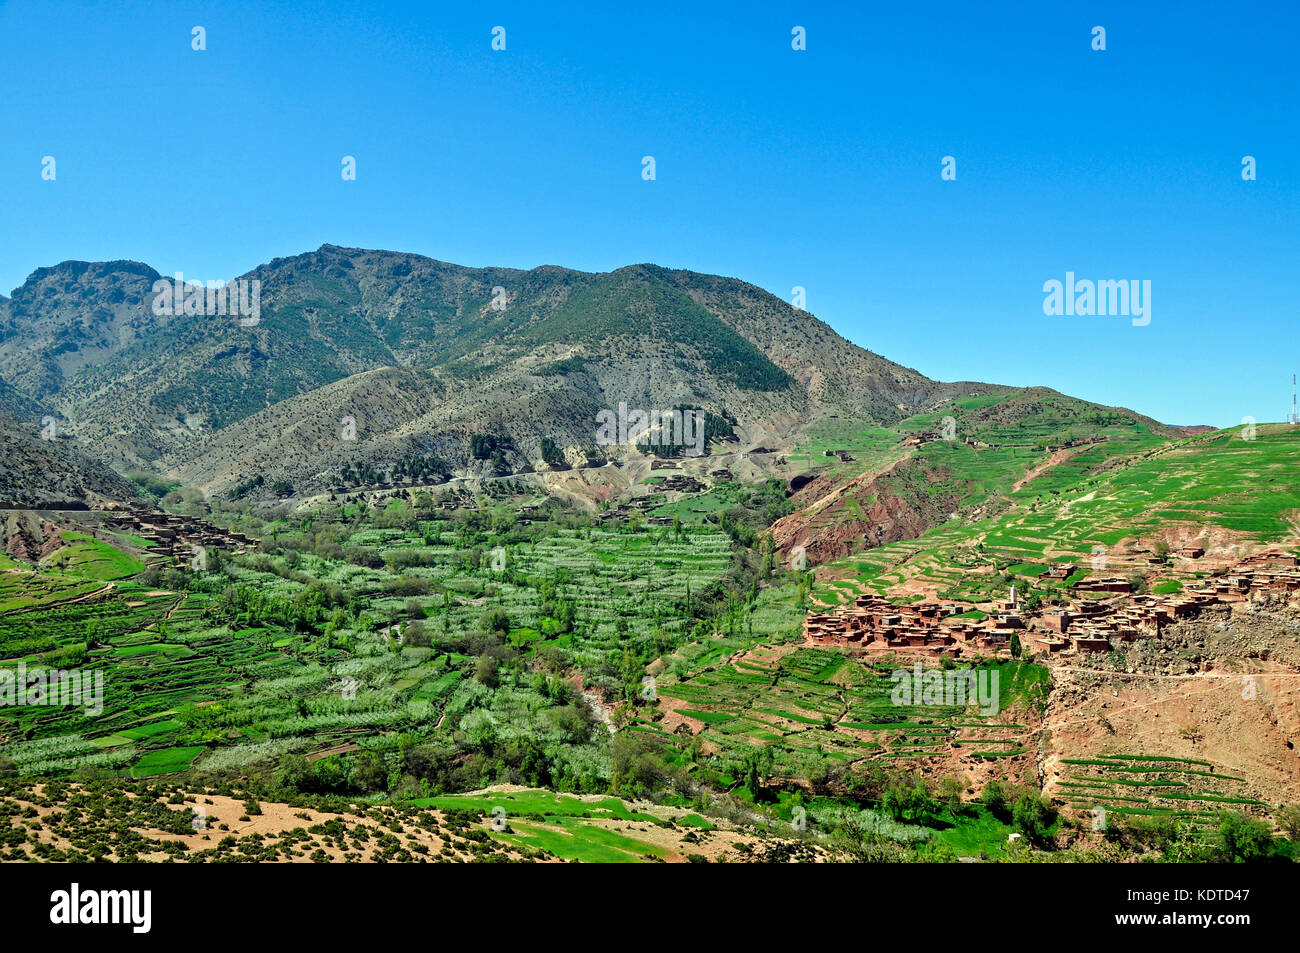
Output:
(479, 608), (510, 637)
(1011, 793), (1056, 847)
(403, 619), (430, 647)
(1216, 812), (1274, 862)
(980, 781), (1007, 818)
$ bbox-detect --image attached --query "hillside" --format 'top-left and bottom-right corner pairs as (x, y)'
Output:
(0, 259), (165, 402)
(810, 423), (1300, 606)
(0, 247), (954, 478)
(0, 413), (138, 509)
(0, 246), (1184, 506)
(771, 388), (1179, 566)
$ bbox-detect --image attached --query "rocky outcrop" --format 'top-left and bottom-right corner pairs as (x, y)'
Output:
(771, 455), (960, 565)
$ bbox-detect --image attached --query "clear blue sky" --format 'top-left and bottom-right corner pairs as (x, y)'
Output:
(2, 1), (1296, 428)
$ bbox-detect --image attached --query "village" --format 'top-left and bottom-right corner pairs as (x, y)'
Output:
(96, 502), (258, 565)
(803, 551), (1300, 660)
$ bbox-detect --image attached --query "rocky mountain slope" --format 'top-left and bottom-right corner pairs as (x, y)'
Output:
(0, 246), (962, 490)
(0, 245), (1179, 504)
(0, 413), (138, 508)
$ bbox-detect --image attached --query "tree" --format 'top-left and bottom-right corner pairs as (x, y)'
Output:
(939, 777), (964, 816)
(311, 755), (350, 794)
(981, 781), (1007, 818)
(741, 747), (775, 802)
(404, 619), (430, 647)
(1216, 812), (1273, 862)
(882, 775), (936, 823)
(474, 654), (499, 686)
(275, 754), (310, 793)
(539, 437), (566, 468)
(351, 752), (389, 793)
(1012, 793), (1056, 847)
(1277, 804), (1300, 841)
(480, 608), (510, 637)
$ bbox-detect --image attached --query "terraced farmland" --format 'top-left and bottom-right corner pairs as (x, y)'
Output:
(813, 425), (1300, 605)
(1057, 754), (1267, 827)
(0, 515), (744, 781)
(654, 646), (1047, 771)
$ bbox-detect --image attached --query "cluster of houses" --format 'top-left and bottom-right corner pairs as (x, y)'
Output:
(803, 593), (1025, 658)
(597, 474), (707, 526)
(98, 503), (257, 564)
(804, 552), (1300, 660)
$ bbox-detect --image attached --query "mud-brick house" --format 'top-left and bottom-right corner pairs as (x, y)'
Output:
(1034, 633), (1069, 653)
(1071, 629), (1112, 652)
(977, 628), (1013, 653)
(1243, 552), (1298, 568)
(1072, 576), (1133, 594)
(1043, 608), (1071, 632)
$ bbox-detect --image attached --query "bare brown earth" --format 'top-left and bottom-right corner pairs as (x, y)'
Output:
(1040, 601), (1300, 806)
(0, 783), (829, 863)
(2, 788), (539, 863)
(771, 455), (958, 565)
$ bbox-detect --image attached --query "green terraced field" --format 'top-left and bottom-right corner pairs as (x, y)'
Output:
(654, 646), (1046, 770)
(0, 513), (744, 781)
(1057, 754), (1267, 826)
(39, 532), (145, 581)
(814, 425), (1300, 606)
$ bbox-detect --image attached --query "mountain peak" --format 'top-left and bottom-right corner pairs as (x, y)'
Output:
(14, 259), (159, 297)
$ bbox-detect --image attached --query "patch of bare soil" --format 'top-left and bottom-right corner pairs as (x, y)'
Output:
(656, 693), (708, 738)
(1013, 447), (1081, 493)
(1040, 603), (1300, 806)
(2, 788), (543, 864)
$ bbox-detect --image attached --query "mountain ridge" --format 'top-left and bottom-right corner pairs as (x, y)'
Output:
(0, 245), (1185, 503)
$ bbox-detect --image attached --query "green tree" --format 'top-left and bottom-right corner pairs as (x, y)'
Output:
(939, 777), (964, 816)
(474, 654), (499, 686)
(1011, 793), (1056, 847)
(1276, 804), (1300, 841)
(351, 751), (389, 793)
(1216, 812), (1273, 862)
(981, 781), (1007, 818)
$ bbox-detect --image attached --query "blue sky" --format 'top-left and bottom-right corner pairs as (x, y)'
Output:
(2, 0), (1296, 427)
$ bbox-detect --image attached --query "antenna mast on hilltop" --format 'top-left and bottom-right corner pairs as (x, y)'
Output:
(1292, 374), (1298, 426)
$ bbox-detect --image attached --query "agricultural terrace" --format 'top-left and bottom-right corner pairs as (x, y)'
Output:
(1057, 754), (1267, 827)
(812, 425), (1300, 607)
(1, 507), (760, 789)
(649, 644), (1048, 784)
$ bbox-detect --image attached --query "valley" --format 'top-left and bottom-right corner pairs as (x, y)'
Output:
(0, 249), (1297, 864)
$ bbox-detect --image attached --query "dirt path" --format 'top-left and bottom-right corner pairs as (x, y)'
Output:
(1012, 447), (1079, 493)
(2, 579), (115, 615)
(164, 593), (186, 619)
